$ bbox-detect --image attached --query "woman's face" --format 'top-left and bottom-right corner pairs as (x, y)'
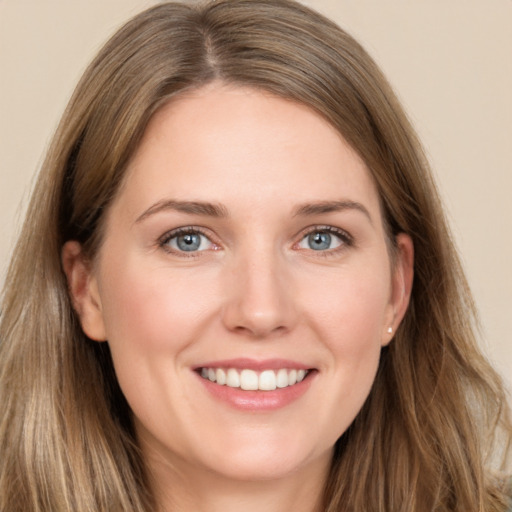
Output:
(65, 83), (412, 486)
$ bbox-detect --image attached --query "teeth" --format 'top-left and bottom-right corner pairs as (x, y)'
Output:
(259, 370), (276, 391)
(216, 368), (226, 385)
(240, 369), (259, 390)
(276, 368), (288, 388)
(226, 368), (240, 388)
(199, 367), (309, 391)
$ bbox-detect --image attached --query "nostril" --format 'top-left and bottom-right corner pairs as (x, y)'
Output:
(231, 322), (288, 338)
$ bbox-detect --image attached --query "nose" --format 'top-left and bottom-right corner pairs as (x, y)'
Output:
(221, 249), (298, 338)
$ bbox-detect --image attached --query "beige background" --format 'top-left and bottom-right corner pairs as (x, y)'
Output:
(0, 0), (510, 391)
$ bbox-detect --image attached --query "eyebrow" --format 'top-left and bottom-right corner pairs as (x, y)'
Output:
(135, 200), (229, 223)
(135, 198), (372, 224)
(293, 200), (373, 224)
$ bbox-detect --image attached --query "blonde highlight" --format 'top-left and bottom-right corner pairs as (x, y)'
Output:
(1, 1), (510, 510)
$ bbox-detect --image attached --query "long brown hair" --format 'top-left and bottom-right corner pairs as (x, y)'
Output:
(1, 1), (510, 510)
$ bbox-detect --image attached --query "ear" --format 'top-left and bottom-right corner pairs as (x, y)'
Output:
(61, 241), (107, 342)
(382, 233), (414, 346)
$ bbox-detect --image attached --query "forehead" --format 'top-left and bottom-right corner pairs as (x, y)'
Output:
(114, 83), (382, 221)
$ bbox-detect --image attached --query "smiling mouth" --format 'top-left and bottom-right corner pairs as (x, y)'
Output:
(198, 367), (311, 391)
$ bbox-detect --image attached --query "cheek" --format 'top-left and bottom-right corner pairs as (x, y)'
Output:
(95, 258), (220, 431)
(304, 262), (391, 348)
(319, 282), (385, 384)
(301, 264), (390, 423)
(98, 259), (218, 354)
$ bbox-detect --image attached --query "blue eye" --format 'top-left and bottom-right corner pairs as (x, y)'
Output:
(162, 230), (213, 252)
(298, 229), (345, 251)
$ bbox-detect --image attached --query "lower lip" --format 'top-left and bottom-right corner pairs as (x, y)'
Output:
(196, 371), (316, 411)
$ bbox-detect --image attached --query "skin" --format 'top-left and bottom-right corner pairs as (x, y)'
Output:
(63, 82), (413, 512)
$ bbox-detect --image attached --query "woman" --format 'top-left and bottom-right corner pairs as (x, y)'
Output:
(0, 0), (510, 510)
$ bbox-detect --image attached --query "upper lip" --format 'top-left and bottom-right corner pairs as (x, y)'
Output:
(193, 358), (313, 372)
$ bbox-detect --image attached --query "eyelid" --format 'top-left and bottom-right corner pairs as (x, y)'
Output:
(158, 226), (220, 255)
(156, 224), (354, 256)
(294, 225), (354, 251)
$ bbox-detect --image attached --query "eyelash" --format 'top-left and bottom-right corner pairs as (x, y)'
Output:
(158, 227), (216, 256)
(158, 225), (354, 256)
(294, 225), (354, 255)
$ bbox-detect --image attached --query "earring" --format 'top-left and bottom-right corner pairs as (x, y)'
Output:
(387, 327), (393, 334)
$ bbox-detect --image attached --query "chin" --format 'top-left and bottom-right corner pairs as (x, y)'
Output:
(194, 433), (332, 483)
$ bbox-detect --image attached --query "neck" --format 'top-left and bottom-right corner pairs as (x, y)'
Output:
(148, 450), (331, 512)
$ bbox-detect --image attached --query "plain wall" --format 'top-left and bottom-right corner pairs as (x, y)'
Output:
(0, 0), (510, 391)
